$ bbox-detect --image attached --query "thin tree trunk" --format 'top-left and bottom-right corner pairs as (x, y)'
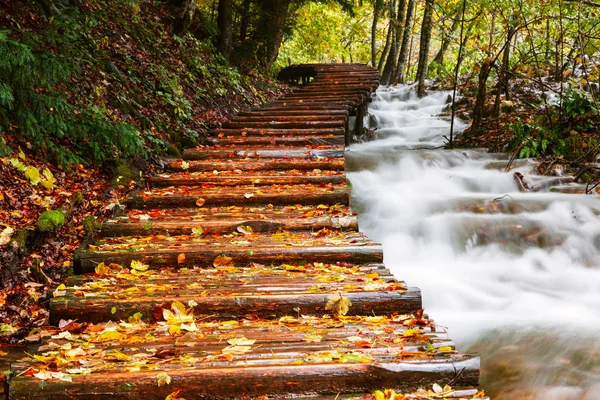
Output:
(395, 0), (415, 83)
(382, 0), (407, 84)
(429, 10), (460, 72)
(416, 0), (434, 97)
(239, 0), (251, 44)
(493, 24), (513, 117)
(471, 57), (493, 134)
(378, 21), (393, 72)
(449, 0), (467, 147)
(371, 0), (384, 68)
(218, 0), (233, 61)
(175, 0), (198, 33)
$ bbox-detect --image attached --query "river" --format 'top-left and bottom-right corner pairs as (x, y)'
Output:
(347, 85), (600, 399)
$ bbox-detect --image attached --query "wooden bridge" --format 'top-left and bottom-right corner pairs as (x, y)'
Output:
(6, 64), (484, 399)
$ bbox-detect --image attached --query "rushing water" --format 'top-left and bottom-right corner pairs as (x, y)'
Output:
(347, 85), (600, 399)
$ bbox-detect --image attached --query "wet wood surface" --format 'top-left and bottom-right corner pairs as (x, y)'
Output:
(8, 64), (482, 399)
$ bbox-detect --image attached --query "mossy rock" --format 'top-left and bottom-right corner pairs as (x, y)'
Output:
(37, 210), (65, 232)
(111, 160), (139, 186)
(83, 215), (102, 235)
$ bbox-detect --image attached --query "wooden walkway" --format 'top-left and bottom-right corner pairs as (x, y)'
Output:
(7, 64), (483, 399)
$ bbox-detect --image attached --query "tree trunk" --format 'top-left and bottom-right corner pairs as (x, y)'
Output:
(395, 0), (415, 83)
(471, 57), (493, 134)
(378, 20), (393, 72)
(371, 0), (384, 68)
(416, 0), (434, 97)
(253, 0), (292, 74)
(239, 0), (252, 45)
(382, 0), (407, 84)
(429, 11), (460, 72)
(175, 0), (198, 33)
(493, 25), (513, 117)
(217, 0), (233, 61)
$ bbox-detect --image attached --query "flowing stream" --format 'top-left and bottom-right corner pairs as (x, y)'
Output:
(347, 86), (600, 399)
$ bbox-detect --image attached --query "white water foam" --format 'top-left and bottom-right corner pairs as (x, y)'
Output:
(347, 86), (600, 397)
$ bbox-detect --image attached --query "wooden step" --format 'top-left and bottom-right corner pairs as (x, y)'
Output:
(75, 230), (383, 272)
(123, 183), (350, 209)
(148, 170), (346, 187)
(166, 158), (345, 172)
(182, 145), (344, 160)
(207, 135), (345, 146)
(9, 313), (478, 399)
(101, 204), (357, 236)
(212, 127), (346, 136)
(221, 120), (345, 129)
(52, 262), (417, 323)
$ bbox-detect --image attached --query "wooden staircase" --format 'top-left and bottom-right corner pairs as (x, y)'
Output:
(7, 64), (484, 399)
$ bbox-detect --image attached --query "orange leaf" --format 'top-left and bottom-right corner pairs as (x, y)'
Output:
(195, 198), (206, 207)
(177, 253), (186, 264)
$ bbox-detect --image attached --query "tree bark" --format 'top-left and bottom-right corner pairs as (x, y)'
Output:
(382, 0), (407, 84)
(371, 0), (384, 67)
(493, 24), (514, 117)
(217, 0), (233, 61)
(470, 56), (493, 134)
(416, 0), (434, 97)
(377, 20), (393, 72)
(252, 0), (292, 74)
(394, 0), (415, 83)
(175, 0), (198, 33)
(429, 11), (460, 72)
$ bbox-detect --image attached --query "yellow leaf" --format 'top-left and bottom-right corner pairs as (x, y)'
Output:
(227, 336), (256, 346)
(130, 260), (149, 271)
(236, 225), (254, 235)
(156, 372), (171, 387)
(195, 198), (205, 207)
(165, 390), (186, 400)
(213, 255), (233, 267)
(325, 295), (352, 317)
(106, 351), (131, 361)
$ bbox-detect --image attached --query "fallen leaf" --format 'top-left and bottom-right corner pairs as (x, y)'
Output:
(325, 295), (352, 317)
(156, 372), (171, 387)
(195, 198), (206, 207)
(177, 253), (186, 264)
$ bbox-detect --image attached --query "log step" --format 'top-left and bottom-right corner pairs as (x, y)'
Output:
(75, 230), (383, 272)
(207, 135), (345, 146)
(123, 183), (350, 209)
(52, 261), (417, 323)
(166, 158), (345, 172)
(10, 312), (479, 399)
(212, 127), (346, 136)
(182, 145), (344, 160)
(101, 204), (358, 236)
(148, 170), (346, 187)
(221, 120), (345, 129)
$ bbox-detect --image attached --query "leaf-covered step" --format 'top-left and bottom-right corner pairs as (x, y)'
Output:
(11, 313), (478, 399)
(148, 170), (346, 187)
(123, 184), (350, 209)
(167, 157), (345, 172)
(212, 127), (347, 137)
(182, 145), (344, 160)
(75, 230), (383, 272)
(101, 204), (357, 236)
(221, 120), (345, 129)
(207, 135), (345, 146)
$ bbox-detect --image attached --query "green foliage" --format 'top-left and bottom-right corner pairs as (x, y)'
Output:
(561, 87), (597, 118)
(0, 29), (143, 166)
(37, 210), (66, 233)
(510, 87), (598, 160)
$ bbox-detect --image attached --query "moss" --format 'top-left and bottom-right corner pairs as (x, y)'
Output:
(165, 144), (181, 157)
(37, 210), (66, 232)
(111, 160), (139, 186)
(83, 215), (101, 235)
(74, 192), (84, 204)
(13, 229), (30, 251)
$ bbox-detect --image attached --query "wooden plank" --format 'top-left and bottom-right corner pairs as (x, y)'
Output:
(166, 158), (345, 172)
(182, 146), (344, 161)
